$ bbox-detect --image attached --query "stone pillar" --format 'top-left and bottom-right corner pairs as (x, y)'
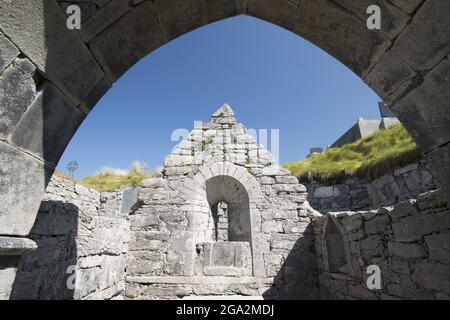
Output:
(216, 201), (229, 241)
(0, 236), (37, 299)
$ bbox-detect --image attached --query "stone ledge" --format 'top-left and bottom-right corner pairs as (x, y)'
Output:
(0, 236), (37, 256)
(126, 276), (274, 285)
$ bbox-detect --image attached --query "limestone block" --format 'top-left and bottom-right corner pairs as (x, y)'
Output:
(247, 0), (300, 31)
(261, 164), (289, 176)
(0, 58), (36, 139)
(348, 284), (378, 300)
(129, 215), (159, 230)
(164, 252), (185, 275)
(79, 216), (129, 256)
(79, 0), (132, 43)
(0, 142), (53, 236)
(0, 258), (20, 300)
(416, 189), (448, 211)
(333, 184), (349, 196)
(294, 0), (390, 76)
(341, 215), (363, 232)
(333, 0), (409, 39)
(260, 176), (275, 185)
(142, 178), (168, 189)
(262, 221), (284, 233)
(360, 235), (383, 256)
(0, 237), (37, 256)
(388, 0), (424, 14)
(412, 262), (450, 295)
(164, 154), (194, 167)
(392, 57), (450, 152)
(154, 0), (204, 41)
(314, 186), (334, 198)
(425, 234), (450, 264)
(160, 212), (186, 225)
(392, 212), (450, 242)
(394, 163), (419, 176)
(275, 175), (298, 184)
(0, 32), (19, 74)
(0, 0), (104, 105)
(364, 214), (389, 234)
(273, 184), (306, 194)
(8, 81), (85, 165)
(388, 242), (427, 259)
(391, 0), (450, 71)
(403, 168), (433, 193)
(126, 251), (164, 276)
(89, 1), (163, 81)
(78, 77), (112, 115)
(204, 0), (235, 24)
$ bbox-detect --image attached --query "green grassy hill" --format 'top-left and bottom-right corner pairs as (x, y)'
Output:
(81, 170), (150, 191)
(56, 162), (160, 192)
(283, 124), (421, 183)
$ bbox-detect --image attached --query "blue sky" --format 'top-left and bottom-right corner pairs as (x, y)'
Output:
(58, 16), (381, 179)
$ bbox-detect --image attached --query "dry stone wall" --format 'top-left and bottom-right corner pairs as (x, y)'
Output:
(305, 161), (437, 213)
(313, 189), (450, 300)
(10, 175), (130, 300)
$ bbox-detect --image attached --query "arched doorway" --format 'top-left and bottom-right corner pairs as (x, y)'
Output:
(206, 175), (251, 242)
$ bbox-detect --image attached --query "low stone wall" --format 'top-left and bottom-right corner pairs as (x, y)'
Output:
(125, 174), (320, 300)
(305, 161), (436, 213)
(10, 176), (130, 300)
(313, 189), (450, 300)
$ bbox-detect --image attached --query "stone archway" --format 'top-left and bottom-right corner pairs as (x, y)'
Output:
(183, 162), (266, 278)
(0, 0), (449, 298)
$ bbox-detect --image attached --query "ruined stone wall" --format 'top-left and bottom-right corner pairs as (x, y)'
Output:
(305, 161), (436, 213)
(313, 189), (450, 300)
(11, 176), (130, 300)
(125, 105), (320, 299)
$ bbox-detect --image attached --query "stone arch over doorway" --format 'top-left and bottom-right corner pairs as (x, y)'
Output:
(206, 176), (251, 242)
(0, 0), (449, 298)
(183, 162), (265, 277)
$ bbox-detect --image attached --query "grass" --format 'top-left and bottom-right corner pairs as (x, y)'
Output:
(55, 163), (159, 192)
(81, 171), (150, 191)
(283, 124), (422, 183)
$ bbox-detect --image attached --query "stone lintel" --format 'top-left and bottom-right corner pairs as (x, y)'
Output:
(0, 236), (37, 256)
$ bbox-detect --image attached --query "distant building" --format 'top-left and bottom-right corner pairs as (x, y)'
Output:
(330, 102), (400, 148)
(307, 147), (323, 157)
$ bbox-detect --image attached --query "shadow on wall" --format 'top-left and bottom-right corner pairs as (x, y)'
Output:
(263, 225), (320, 300)
(10, 201), (79, 300)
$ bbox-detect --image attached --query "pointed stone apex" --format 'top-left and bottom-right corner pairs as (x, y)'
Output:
(212, 103), (235, 118)
(211, 103), (236, 126)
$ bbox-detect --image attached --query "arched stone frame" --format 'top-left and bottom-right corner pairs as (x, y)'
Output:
(0, 0), (449, 299)
(180, 162), (265, 278)
(322, 215), (354, 276)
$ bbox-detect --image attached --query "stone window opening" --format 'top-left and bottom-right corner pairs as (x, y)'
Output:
(324, 217), (349, 274)
(212, 201), (229, 241)
(206, 176), (252, 243)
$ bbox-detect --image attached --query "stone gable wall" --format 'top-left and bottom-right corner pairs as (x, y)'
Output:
(305, 160), (436, 213)
(10, 176), (130, 300)
(313, 189), (450, 300)
(125, 105), (321, 299)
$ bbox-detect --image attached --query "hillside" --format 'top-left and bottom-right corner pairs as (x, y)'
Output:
(283, 124), (421, 183)
(56, 162), (160, 192)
